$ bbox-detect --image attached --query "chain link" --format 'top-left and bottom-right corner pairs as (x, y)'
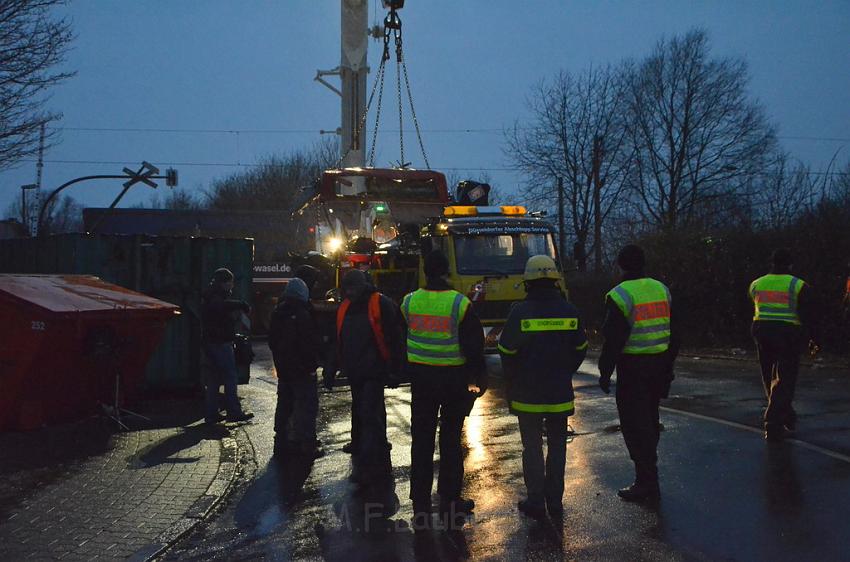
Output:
(368, 58), (387, 167)
(395, 29), (405, 167)
(400, 50), (430, 169)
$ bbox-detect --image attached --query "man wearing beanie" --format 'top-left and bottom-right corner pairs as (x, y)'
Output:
(269, 277), (323, 458)
(402, 250), (487, 529)
(598, 245), (678, 502)
(749, 248), (819, 440)
(201, 268), (254, 424)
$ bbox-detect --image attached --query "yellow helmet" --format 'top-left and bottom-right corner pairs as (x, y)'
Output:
(523, 255), (561, 281)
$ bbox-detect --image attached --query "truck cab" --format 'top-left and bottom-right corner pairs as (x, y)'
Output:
(421, 205), (563, 348)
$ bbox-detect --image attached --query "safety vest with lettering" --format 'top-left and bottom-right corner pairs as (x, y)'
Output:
(336, 292), (391, 362)
(749, 274), (804, 325)
(607, 278), (671, 355)
(401, 289), (470, 367)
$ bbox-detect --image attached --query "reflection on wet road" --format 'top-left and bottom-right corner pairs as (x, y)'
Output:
(166, 353), (850, 561)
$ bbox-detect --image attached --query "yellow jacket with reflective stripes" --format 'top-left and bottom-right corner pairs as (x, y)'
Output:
(749, 274), (805, 325)
(497, 287), (587, 415)
(607, 278), (671, 355)
(401, 289), (470, 366)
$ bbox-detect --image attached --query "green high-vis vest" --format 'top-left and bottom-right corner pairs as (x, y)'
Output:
(749, 274), (804, 325)
(402, 289), (470, 366)
(607, 278), (671, 355)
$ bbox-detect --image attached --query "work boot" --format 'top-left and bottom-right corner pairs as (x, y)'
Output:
(226, 411), (255, 423)
(545, 499), (564, 521)
(438, 499), (473, 531)
(205, 414), (225, 426)
(784, 411), (797, 432)
(411, 503), (433, 532)
(517, 499), (546, 520)
(617, 482), (660, 503)
(765, 426), (789, 441)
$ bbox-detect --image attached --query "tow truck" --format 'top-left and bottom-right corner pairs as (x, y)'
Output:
(304, 167), (563, 350)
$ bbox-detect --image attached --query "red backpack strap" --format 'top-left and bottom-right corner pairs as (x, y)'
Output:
(368, 292), (391, 362)
(336, 299), (351, 342)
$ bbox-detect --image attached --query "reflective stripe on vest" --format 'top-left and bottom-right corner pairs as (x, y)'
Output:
(520, 318), (578, 332)
(750, 274), (803, 325)
(402, 289), (469, 366)
(607, 279), (671, 355)
(336, 293), (391, 361)
(510, 399), (575, 414)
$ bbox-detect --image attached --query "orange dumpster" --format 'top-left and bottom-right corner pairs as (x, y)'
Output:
(0, 275), (179, 431)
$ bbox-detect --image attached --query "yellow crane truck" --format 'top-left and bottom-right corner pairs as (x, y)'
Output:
(300, 167), (564, 350)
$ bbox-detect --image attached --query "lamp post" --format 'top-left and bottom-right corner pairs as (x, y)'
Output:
(20, 184), (38, 235)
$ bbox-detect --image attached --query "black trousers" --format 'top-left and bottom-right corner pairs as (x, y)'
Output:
(409, 385), (469, 508)
(274, 372), (319, 446)
(753, 324), (802, 430)
(517, 413), (568, 509)
(615, 355), (667, 486)
(350, 378), (391, 477)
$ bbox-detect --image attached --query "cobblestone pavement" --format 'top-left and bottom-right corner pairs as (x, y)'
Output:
(0, 399), (240, 561)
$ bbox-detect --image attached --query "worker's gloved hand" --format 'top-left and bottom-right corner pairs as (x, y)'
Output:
(386, 373), (401, 389)
(599, 375), (611, 394)
(322, 369), (336, 391)
(808, 339), (822, 358)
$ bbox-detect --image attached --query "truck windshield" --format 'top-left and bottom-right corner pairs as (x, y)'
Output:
(453, 232), (557, 275)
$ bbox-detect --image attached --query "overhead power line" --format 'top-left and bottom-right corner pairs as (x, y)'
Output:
(16, 158), (850, 177)
(46, 126), (850, 143)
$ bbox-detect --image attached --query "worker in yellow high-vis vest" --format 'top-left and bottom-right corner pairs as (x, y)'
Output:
(598, 245), (678, 503)
(749, 248), (819, 441)
(401, 250), (487, 530)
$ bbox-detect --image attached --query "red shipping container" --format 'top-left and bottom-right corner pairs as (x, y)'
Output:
(0, 275), (179, 431)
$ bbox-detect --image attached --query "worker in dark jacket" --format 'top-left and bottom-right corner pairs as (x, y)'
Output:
(201, 268), (254, 424)
(402, 250), (487, 528)
(598, 245), (677, 502)
(749, 248), (819, 440)
(498, 255), (587, 521)
(269, 278), (323, 458)
(327, 270), (404, 485)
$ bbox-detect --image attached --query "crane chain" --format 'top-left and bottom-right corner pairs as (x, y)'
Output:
(400, 49), (430, 169)
(368, 57), (387, 167)
(395, 28), (405, 167)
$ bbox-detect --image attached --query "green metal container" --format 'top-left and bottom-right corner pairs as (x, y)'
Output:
(0, 234), (254, 391)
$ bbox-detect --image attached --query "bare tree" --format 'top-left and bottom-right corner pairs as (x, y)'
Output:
(624, 29), (776, 231)
(506, 65), (632, 271)
(205, 140), (337, 211)
(143, 188), (202, 210)
(750, 151), (822, 230)
(830, 159), (850, 206)
(0, 0), (74, 170)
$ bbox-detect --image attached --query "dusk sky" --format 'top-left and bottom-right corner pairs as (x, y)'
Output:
(1, 1), (848, 215)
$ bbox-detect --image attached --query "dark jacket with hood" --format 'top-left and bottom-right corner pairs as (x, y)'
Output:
(201, 285), (248, 344)
(337, 281), (404, 383)
(268, 280), (322, 378)
(498, 284), (587, 416)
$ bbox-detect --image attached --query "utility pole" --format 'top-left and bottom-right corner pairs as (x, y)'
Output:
(29, 123), (46, 237)
(591, 136), (604, 272)
(557, 176), (566, 267)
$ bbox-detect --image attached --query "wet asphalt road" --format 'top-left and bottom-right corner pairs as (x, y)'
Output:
(164, 347), (850, 561)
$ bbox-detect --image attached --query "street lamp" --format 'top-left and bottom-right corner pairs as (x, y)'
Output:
(20, 184), (38, 235)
